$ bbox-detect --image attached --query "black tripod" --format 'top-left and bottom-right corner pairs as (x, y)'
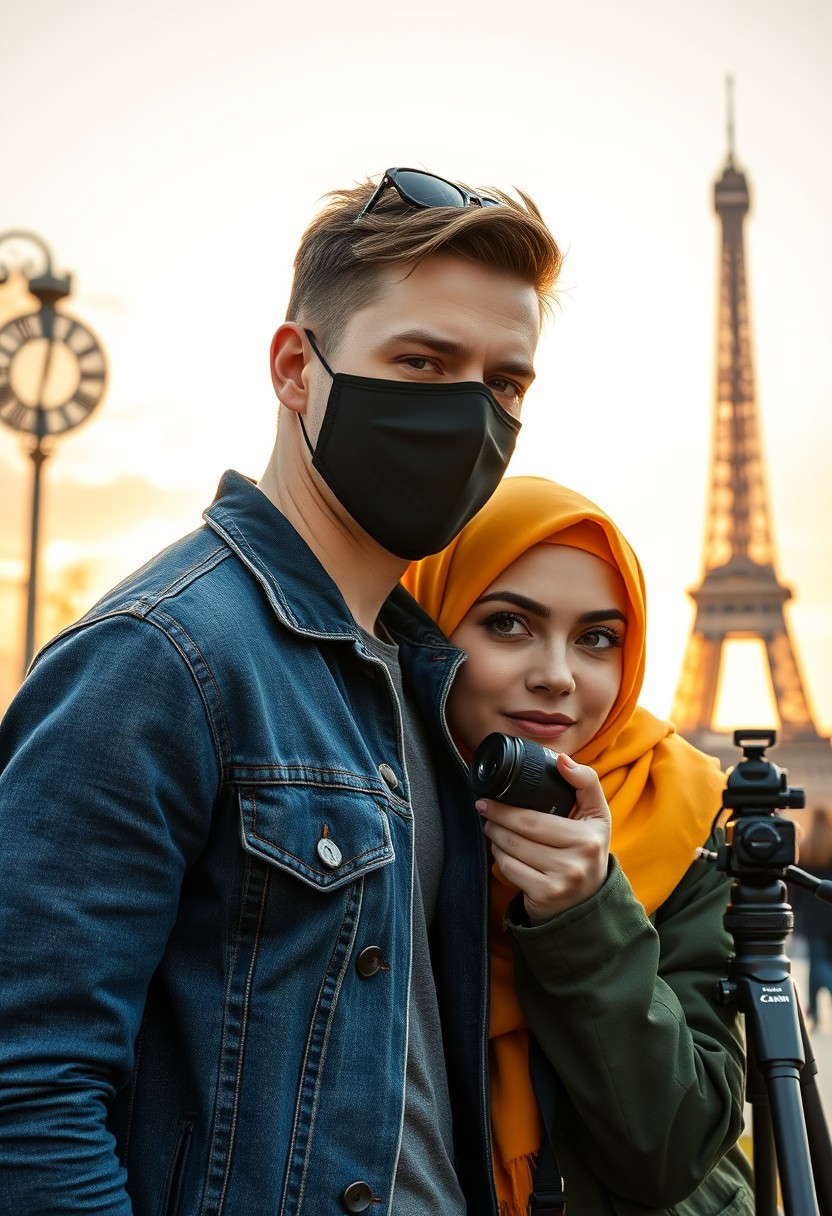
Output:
(703, 730), (832, 1215)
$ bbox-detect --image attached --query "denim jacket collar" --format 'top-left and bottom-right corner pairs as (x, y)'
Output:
(203, 469), (455, 654)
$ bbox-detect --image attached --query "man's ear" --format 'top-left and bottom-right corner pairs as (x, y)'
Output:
(270, 323), (310, 413)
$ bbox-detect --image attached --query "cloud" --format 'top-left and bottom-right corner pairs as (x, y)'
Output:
(1, 464), (208, 560)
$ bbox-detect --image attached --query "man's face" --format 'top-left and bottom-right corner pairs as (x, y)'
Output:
(307, 253), (541, 427)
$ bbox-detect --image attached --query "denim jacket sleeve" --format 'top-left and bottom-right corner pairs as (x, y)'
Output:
(505, 835), (752, 1212)
(0, 614), (221, 1213)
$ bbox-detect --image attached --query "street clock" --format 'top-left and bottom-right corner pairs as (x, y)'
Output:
(0, 307), (107, 438)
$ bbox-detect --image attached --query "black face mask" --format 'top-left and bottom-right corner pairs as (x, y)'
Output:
(299, 330), (521, 561)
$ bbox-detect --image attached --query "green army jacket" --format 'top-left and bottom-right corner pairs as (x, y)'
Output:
(505, 833), (754, 1215)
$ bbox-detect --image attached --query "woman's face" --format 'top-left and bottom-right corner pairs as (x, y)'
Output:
(447, 543), (628, 761)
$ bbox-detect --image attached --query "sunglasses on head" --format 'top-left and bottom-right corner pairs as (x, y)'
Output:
(354, 167), (502, 224)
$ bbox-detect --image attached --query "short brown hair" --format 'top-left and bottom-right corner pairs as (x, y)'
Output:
(286, 176), (563, 352)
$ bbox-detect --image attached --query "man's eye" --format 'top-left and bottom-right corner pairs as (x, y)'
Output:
(401, 356), (433, 370)
(488, 378), (524, 406)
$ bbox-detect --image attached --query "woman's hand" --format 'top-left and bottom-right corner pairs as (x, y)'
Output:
(476, 753), (611, 925)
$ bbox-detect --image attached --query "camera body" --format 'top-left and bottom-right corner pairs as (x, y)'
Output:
(720, 730), (804, 875)
(470, 732), (575, 816)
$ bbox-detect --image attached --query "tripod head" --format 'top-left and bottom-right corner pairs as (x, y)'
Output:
(717, 729), (805, 878)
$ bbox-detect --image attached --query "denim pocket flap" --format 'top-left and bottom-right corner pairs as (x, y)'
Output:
(239, 784), (394, 890)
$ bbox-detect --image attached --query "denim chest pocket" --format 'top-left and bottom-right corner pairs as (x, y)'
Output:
(239, 782), (397, 891)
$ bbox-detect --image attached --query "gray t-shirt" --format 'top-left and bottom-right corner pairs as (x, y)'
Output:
(360, 627), (466, 1216)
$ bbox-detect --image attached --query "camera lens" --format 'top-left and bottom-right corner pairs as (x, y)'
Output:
(473, 733), (520, 796)
(470, 732), (574, 816)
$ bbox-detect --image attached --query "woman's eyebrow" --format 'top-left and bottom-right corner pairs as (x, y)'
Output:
(474, 591), (550, 617)
(474, 593), (627, 627)
(579, 609), (628, 625)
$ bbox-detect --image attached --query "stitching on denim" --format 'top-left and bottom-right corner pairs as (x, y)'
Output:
(207, 514), (300, 629)
(198, 853), (263, 1216)
(34, 610), (229, 785)
(197, 859), (247, 1216)
(297, 882), (363, 1212)
(121, 1018), (146, 1161)
(215, 866), (270, 1216)
(156, 1114), (196, 1216)
(281, 879), (363, 1215)
(33, 604), (156, 658)
(245, 790), (392, 876)
(207, 512), (364, 644)
(231, 771), (409, 811)
(152, 609), (232, 773)
(230, 769), (412, 813)
(136, 616), (228, 785)
(232, 763), (379, 779)
(212, 516), (270, 583)
(133, 544), (230, 612)
(42, 545), (230, 638)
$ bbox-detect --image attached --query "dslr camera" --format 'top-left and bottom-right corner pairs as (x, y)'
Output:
(719, 729), (804, 874)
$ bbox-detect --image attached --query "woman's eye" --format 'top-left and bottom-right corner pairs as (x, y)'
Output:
(483, 612), (529, 638)
(580, 627), (623, 652)
(401, 356), (434, 371)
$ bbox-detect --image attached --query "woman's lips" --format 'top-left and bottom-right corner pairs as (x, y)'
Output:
(502, 712), (575, 739)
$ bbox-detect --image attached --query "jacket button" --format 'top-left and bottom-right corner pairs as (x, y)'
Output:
(378, 763), (398, 790)
(356, 945), (386, 977)
(317, 837), (342, 869)
(341, 1180), (374, 1212)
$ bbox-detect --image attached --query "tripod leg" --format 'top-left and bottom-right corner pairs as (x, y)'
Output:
(727, 877), (819, 1214)
(799, 1006), (832, 1216)
(750, 1099), (779, 1216)
(765, 1068), (819, 1215)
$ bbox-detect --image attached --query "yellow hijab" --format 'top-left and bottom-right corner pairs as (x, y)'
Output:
(402, 476), (725, 1216)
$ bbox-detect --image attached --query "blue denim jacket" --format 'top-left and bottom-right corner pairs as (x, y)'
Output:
(0, 472), (496, 1216)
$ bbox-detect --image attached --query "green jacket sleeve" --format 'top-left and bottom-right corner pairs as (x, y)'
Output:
(505, 833), (752, 1211)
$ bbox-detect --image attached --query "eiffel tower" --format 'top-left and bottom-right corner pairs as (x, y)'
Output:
(671, 88), (832, 808)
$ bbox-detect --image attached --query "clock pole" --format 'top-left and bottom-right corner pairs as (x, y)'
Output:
(22, 257), (71, 673)
(24, 443), (48, 674)
(0, 231), (108, 675)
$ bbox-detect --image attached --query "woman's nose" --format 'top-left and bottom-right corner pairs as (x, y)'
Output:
(525, 644), (576, 695)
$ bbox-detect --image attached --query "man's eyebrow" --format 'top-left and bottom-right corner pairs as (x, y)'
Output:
(496, 358), (536, 384)
(473, 592), (627, 626)
(385, 329), (536, 383)
(386, 328), (464, 355)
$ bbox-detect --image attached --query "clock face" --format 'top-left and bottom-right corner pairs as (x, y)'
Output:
(0, 308), (107, 436)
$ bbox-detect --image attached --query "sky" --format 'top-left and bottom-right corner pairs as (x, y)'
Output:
(2, 0), (832, 739)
